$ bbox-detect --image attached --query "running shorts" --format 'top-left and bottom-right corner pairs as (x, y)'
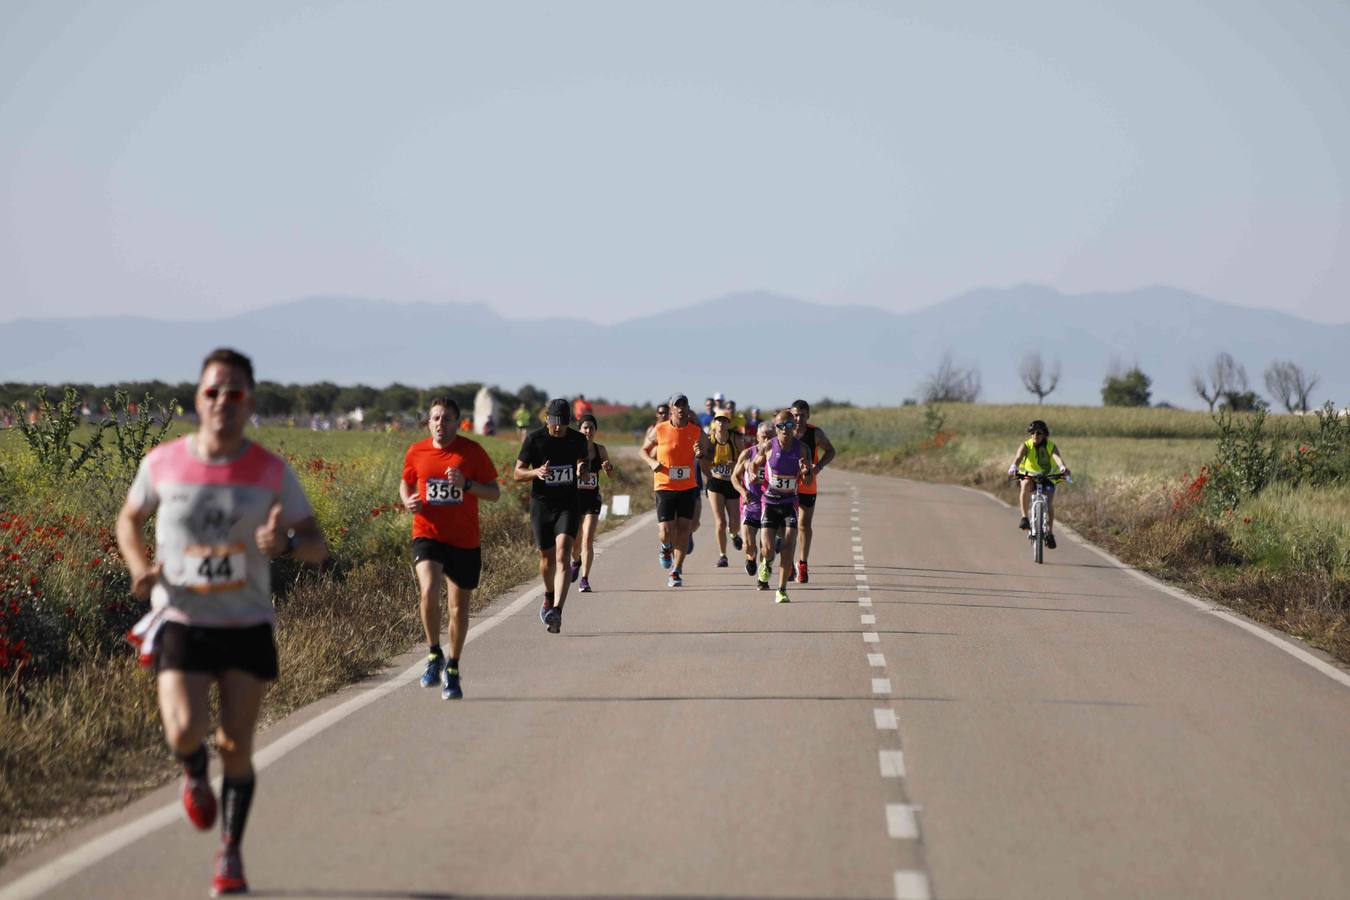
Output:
(706, 477), (739, 500)
(655, 488), (699, 522)
(762, 502), (799, 531)
(578, 491), (603, 516)
(411, 538), (483, 590)
(796, 492), (817, 509)
(530, 498), (580, 548)
(156, 622), (279, 681)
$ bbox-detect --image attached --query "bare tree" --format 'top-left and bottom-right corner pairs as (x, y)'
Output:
(1192, 351), (1247, 412)
(1019, 352), (1061, 405)
(920, 351), (981, 403)
(1264, 360), (1319, 412)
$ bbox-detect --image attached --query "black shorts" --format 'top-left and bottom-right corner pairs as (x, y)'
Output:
(156, 621), (279, 681)
(762, 502), (799, 531)
(411, 538), (483, 590)
(796, 493), (817, 509)
(578, 490), (603, 516)
(655, 488), (699, 522)
(706, 477), (740, 500)
(531, 498), (580, 549)
(742, 514), (761, 529)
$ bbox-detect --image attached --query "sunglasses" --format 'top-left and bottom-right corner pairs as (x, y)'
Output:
(201, 387), (248, 403)
(775, 422), (795, 430)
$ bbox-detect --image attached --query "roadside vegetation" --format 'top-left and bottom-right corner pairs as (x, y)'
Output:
(817, 402), (1350, 666)
(0, 403), (650, 864)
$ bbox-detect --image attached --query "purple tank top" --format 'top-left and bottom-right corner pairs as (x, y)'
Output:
(764, 437), (803, 504)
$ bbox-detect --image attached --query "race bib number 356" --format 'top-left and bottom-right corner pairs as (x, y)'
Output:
(181, 544), (247, 594)
(426, 478), (464, 505)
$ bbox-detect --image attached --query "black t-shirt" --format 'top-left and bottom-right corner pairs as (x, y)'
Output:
(518, 427), (590, 504)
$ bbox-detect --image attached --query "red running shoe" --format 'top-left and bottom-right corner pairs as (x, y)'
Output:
(183, 776), (217, 830)
(797, 561), (809, 584)
(210, 847), (248, 897)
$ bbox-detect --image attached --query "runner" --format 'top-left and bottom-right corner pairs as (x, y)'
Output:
(641, 393), (711, 587)
(749, 409), (812, 603)
(704, 415), (744, 567)
(698, 396), (717, 430)
(116, 348), (329, 897)
(789, 399), (836, 584)
(515, 398), (590, 632)
(733, 421), (775, 587)
(513, 403), (531, 442)
(400, 397), (501, 699)
(569, 413), (614, 592)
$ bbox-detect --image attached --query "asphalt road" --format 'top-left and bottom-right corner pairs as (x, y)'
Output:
(4, 472), (1349, 899)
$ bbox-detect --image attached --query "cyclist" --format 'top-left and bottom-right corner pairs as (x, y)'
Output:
(789, 400), (836, 583)
(570, 414), (614, 592)
(704, 415), (744, 567)
(515, 399), (590, 632)
(401, 397), (501, 699)
(750, 409), (812, 603)
(1008, 419), (1070, 549)
(641, 393), (711, 587)
(733, 421), (774, 586)
(117, 348), (329, 897)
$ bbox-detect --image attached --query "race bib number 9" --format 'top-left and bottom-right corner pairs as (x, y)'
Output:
(667, 465), (692, 481)
(578, 473), (599, 490)
(770, 475), (797, 492)
(181, 544), (247, 594)
(426, 478), (464, 505)
(711, 464), (733, 478)
(543, 465), (575, 486)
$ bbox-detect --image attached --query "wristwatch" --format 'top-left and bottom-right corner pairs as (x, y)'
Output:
(284, 529), (298, 556)
(463, 479), (474, 494)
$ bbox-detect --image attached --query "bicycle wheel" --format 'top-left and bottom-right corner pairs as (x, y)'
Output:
(1032, 498), (1045, 564)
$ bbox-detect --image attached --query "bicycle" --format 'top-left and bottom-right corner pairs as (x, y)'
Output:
(1015, 471), (1071, 564)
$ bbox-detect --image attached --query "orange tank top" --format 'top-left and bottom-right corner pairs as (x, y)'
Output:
(654, 421), (701, 490)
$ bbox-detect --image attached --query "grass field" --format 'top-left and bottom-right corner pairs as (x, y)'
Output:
(0, 423), (649, 863)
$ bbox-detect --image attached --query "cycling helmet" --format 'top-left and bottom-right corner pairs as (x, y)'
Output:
(1027, 420), (1049, 435)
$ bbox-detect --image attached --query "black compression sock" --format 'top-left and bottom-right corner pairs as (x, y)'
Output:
(221, 773), (256, 848)
(178, 744), (208, 779)
(544, 592), (555, 604)
(428, 644), (442, 658)
(446, 657), (459, 671)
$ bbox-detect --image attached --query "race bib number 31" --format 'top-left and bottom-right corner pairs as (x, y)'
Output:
(667, 465), (692, 481)
(181, 544), (247, 594)
(426, 478), (464, 505)
(770, 475), (797, 492)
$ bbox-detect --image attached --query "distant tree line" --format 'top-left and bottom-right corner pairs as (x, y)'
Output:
(912, 349), (1321, 411)
(0, 380), (552, 421)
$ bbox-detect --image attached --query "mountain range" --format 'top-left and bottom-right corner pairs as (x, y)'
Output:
(2, 286), (1346, 408)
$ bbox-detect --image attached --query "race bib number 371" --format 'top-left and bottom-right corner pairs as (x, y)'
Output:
(543, 466), (575, 486)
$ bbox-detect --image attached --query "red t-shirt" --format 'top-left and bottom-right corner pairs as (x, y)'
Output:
(402, 436), (499, 549)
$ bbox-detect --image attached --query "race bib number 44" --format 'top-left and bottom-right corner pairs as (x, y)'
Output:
(426, 478), (464, 505)
(181, 544), (247, 594)
(667, 465), (692, 481)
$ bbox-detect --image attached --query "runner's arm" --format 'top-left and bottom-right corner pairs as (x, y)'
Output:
(598, 444), (615, 475)
(115, 500), (160, 599)
(731, 449), (751, 499)
(641, 430), (664, 473)
(697, 434), (714, 479)
(466, 479), (500, 502)
(279, 514), (329, 565)
(514, 458), (547, 482)
(812, 428), (836, 475)
(399, 477), (423, 512)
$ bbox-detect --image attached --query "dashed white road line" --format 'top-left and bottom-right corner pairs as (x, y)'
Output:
(861, 614), (877, 625)
(872, 678), (893, 695)
(867, 653), (886, 667)
(894, 870), (933, 900)
(879, 750), (907, 778)
(863, 632), (880, 643)
(885, 804), (922, 839)
(874, 708), (899, 730)
(859, 597), (873, 607)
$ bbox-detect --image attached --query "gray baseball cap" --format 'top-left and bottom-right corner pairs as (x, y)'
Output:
(546, 398), (571, 424)
(668, 393), (689, 407)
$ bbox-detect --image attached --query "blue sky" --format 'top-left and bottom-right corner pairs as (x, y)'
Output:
(2, 0), (1347, 324)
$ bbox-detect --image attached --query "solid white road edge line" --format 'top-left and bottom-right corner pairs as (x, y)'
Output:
(0, 512), (658, 900)
(950, 482), (1350, 691)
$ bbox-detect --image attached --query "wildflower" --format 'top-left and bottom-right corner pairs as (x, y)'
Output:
(53, 551), (63, 561)
(371, 508), (382, 517)
(1243, 517), (1252, 524)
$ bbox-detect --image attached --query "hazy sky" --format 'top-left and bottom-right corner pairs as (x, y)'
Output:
(3, 0), (1347, 325)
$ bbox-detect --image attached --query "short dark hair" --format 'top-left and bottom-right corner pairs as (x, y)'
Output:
(580, 414), (598, 428)
(429, 396), (460, 419)
(200, 348), (255, 389)
(791, 399), (810, 413)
